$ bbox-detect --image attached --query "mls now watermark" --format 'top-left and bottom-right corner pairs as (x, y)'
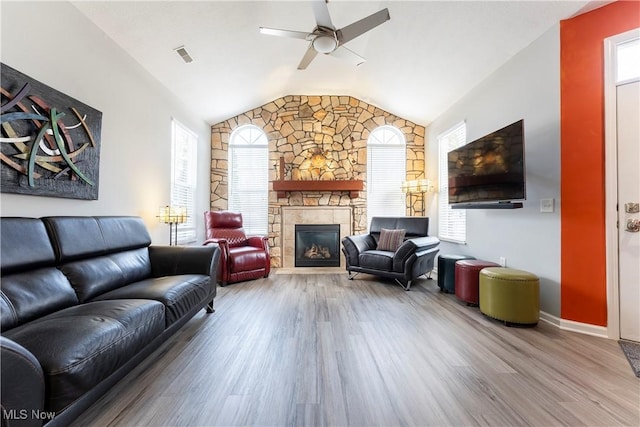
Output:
(2, 409), (56, 421)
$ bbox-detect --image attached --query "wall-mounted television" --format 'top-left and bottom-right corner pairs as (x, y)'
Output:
(448, 119), (525, 207)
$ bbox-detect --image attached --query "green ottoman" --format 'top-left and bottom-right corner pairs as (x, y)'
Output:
(479, 267), (540, 326)
(437, 254), (475, 293)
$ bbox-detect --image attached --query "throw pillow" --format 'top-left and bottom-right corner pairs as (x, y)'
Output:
(376, 228), (406, 252)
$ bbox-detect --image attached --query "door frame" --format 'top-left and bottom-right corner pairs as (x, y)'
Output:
(604, 28), (640, 340)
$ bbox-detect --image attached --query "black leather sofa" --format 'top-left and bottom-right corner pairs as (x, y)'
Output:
(0, 216), (220, 427)
(341, 216), (440, 290)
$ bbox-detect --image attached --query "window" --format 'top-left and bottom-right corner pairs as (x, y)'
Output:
(438, 122), (467, 243)
(616, 37), (640, 83)
(229, 125), (268, 235)
(367, 125), (406, 228)
(171, 120), (197, 244)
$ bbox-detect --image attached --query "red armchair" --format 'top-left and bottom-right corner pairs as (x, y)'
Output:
(203, 211), (270, 286)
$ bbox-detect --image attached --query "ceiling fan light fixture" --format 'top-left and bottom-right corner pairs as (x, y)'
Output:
(259, 2), (390, 69)
(313, 35), (337, 53)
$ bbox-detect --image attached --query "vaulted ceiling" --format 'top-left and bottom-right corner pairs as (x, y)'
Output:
(72, 1), (602, 126)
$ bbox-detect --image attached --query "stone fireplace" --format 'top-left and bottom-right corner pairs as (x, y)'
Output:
(282, 207), (351, 269)
(210, 95), (426, 268)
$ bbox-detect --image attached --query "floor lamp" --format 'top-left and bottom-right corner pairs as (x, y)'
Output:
(401, 179), (433, 216)
(158, 205), (187, 245)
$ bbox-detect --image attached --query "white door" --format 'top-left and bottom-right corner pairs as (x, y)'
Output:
(618, 80), (640, 342)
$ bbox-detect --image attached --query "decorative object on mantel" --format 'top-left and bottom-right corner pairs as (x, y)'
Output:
(274, 156), (363, 198)
(285, 148), (353, 181)
(402, 178), (434, 215)
(0, 63), (102, 200)
(158, 205), (187, 245)
(295, 147), (339, 180)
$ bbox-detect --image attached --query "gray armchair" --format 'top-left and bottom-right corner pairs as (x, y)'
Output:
(341, 217), (440, 290)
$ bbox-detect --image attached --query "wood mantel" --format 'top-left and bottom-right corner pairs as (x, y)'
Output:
(274, 156), (363, 198)
(273, 180), (363, 198)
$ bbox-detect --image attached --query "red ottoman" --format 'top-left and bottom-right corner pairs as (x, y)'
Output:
(455, 260), (500, 306)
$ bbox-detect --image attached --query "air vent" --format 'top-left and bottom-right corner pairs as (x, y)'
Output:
(174, 46), (193, 63)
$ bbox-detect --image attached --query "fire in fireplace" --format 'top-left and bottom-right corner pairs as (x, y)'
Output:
(295, 224), (340, 267)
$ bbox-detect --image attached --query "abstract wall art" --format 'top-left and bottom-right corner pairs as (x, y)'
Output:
(1, 63), (102, 200)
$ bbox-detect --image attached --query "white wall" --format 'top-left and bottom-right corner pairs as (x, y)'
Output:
(426, 25), (561, 317)
(0, 2), (211, 245)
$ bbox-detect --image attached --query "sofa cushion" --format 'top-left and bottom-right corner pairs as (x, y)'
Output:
(42, 216), (151, 263)
(1, 269), (79, 332)
(60, 248), (152, 303)
(43, 217), (106, 262)
(92, 275), (212, 326)
(95, 216), (152, 252)
(3, 299), (165, 413)
(229, 246), (268, 272)
(359, 250), (394, 271)
(214, 229), (248, 247)
(376, 228), (406, 252)
(369, 217), (429, 241)
(108, 248), (152, 282)
(1, 217), (57, 274)
(60, 257), (126, 303)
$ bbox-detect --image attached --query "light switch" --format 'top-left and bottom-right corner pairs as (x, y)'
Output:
(540, 198), (554, 213)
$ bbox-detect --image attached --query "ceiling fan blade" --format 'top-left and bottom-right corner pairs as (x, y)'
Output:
(298, 44), (319, 70)
(311, 0), (334, 29)
(329, 45), (366, 66)
(336, 8), (390, 45)
(259, 27), (310, 40)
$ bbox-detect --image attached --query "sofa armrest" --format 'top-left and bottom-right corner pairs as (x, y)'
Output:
(149, 245), (220, 279)
(393, 236), (440, 272)
(246, 236), (269, 251)
(1, 336), (46, 427)
(203, 237), (227, 246)
(406, 236), (440, 251)
(204, 238), (229, 266)
(246, 236), (270, 277)
(341, 234), (376, 267)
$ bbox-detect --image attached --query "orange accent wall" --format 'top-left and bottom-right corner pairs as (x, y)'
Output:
(560, 1), (640, 325)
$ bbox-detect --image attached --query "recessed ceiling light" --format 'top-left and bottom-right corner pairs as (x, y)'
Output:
(174, 46), (193, 64)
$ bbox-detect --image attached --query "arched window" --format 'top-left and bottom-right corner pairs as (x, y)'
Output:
(229, 125), (268, 235)
(367, 125), (406, 228)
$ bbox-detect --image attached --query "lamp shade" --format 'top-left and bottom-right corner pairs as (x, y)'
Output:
(158, 205), (187, 224)
(417, 179), (431, 193)
(402, 179), (432, 194)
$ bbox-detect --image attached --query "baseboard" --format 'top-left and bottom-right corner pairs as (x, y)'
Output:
(539, 311), (609, 339)
(539, 311), (561, 327)
(274, 267), (345, 275)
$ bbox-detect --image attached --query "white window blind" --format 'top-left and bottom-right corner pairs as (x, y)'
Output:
(171, 120), (197, 244)
(367, 126), (406, 228)
(229, 125), (268, 235)
(438, 122), (467, 243)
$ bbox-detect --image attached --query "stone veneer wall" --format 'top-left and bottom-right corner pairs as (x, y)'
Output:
(210, 95), (425, 268)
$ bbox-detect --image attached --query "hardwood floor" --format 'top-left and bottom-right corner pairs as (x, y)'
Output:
(71, 273), (639, 427)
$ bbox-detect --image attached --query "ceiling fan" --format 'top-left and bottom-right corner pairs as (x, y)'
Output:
(259, 0), (390, 70)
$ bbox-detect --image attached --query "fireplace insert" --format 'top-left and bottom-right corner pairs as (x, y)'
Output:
(295, 224), (340, 267)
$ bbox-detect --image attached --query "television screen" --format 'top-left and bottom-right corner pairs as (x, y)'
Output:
(448, 119), (525, 204)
